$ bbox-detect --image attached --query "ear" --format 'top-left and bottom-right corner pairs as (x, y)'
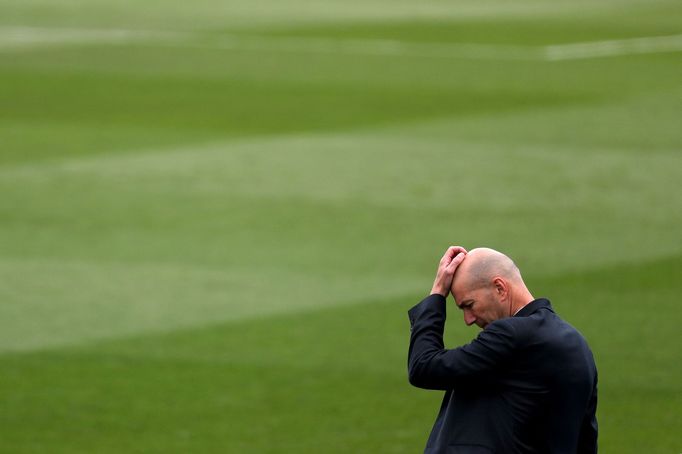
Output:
(492, 277), (508, 297)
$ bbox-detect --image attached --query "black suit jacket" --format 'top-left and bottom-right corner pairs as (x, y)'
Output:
(408, 295), (597, 454)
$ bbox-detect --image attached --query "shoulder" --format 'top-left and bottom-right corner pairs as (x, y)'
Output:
(485, 310), (550, 344)
(475, 318), (519, 347)
(487, 315), (532, 337)
(500, 309), (594, 356)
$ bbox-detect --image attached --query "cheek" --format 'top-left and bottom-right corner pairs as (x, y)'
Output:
(479, 302), (495, 318)
(473, 307), (487, 319)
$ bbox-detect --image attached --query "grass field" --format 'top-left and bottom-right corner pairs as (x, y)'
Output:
(1, 0), (681, 452)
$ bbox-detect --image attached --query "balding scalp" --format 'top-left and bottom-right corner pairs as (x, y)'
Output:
(456, 248), (522, 290)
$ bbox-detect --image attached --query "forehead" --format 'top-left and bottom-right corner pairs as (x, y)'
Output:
(452, 282), (487, 306)
(451, 258), (476, 294)
(451, 267), (477, 298)
(451, 278), (467, 301)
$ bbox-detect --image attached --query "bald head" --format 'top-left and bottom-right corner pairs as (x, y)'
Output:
(450, 248), (534, 326)
(452, 248), (523, 293)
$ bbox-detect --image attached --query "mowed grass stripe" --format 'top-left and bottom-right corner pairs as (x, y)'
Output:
(399, 88), (682, 152)
(2, 0), (679, 31)
(1, 62), (592, 165)
(1, 132), (679, 273)
(0, 256), (424, 353)
(3, 127), (681, 219)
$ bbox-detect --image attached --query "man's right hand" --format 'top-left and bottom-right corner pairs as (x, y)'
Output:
(430, 246), (467, 297)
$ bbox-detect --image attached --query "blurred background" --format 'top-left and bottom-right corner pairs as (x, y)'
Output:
(1, 0), (680, 452)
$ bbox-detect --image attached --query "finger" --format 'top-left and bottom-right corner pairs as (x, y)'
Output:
(445, 246), (468, 259)
(445, 252), (466, 272)
(441, 250), (455, 263)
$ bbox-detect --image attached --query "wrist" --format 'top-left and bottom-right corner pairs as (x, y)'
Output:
(430, 286), (448, 297)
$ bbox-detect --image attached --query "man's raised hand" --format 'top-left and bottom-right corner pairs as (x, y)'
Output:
(430, 246), (467, 297)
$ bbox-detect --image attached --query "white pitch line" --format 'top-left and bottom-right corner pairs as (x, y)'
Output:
(0, 26), (184, 50)
(183, 34), (542, 60)
(0, 26), (540, 60)
(545, 34), (682, 61)
(1, 26), (681, 61)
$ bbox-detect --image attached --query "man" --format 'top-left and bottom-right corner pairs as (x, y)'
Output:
(407, 246), (597, 453)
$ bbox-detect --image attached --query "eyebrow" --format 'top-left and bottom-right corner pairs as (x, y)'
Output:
(457, 299), (474, 309)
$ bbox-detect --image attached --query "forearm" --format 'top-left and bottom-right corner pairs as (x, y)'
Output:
(407, 294), (450, 390)
(407, 246), (467, 390)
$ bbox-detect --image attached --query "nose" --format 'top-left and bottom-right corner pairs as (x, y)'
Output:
(463, 310), (476, 326)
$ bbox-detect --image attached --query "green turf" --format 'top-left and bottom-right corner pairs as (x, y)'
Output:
(1, 0), (681, 452)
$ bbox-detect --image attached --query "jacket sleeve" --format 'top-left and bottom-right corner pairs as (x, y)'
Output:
(577, 372), (598, 454)
(407, 294), (517, 390)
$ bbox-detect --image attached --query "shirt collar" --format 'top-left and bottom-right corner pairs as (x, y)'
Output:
(514, 298), (553, 317)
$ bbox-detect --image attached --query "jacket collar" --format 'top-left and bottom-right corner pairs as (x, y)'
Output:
(514, 298), (553, 317)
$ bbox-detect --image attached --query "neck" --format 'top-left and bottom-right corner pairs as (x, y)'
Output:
(509, 288), (534, 316)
